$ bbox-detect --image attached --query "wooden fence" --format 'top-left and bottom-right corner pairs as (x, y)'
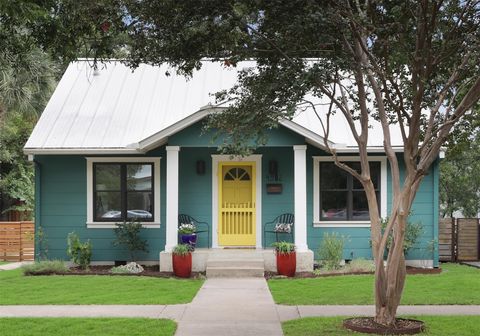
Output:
(0, 221), (35, 261)
(439, 218), (480, 262)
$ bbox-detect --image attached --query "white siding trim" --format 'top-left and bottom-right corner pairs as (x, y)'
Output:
(211, 154), (262, 248)
(86, 157), (161, 228)
(312, 156), (387, 228)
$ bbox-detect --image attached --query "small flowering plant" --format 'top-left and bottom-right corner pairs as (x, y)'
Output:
(178, 223), (196, 234)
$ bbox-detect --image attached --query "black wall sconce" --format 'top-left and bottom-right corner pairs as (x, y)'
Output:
(268, 160), (278, 181)
(196, 160), (206, 175)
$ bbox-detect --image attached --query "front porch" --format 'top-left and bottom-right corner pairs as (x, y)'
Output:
(163, 145), (310, 252)
(159, 248), (314, 275)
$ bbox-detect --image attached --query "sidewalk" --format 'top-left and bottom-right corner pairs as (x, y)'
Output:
(276, 305), (480, 321)
(0, 261), (32, 271)
(0, 305), (186, 320)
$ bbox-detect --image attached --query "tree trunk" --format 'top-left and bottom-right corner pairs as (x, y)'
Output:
(372, 191), (411, 326)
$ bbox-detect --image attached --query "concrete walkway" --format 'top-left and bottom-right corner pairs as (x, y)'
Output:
(0, 261), (32, 271)
(175, 278), (283, 336)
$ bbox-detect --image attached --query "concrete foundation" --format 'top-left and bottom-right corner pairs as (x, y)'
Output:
(159, 248), (315, 273)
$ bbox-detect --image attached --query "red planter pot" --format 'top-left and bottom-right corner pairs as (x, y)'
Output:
(172, 253), (192, 278)
(276, 252), (296, 277)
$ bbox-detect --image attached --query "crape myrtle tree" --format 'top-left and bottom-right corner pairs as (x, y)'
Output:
(7, 0), (480, 326)
(118, 1), (479, 326)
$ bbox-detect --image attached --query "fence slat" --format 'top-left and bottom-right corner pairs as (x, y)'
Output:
(0, 221), (34, 261)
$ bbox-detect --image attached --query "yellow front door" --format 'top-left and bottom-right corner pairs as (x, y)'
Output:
(218, 162), (256, 246)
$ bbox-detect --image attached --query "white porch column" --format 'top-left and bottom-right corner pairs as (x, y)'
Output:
(165, 146), (180, 252)
(293, 145), (308, 252)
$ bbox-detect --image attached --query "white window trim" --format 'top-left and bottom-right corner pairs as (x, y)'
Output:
(211, 154), (262, 248)
(313, 156), (387, 228)
(86, 157), (161, 228)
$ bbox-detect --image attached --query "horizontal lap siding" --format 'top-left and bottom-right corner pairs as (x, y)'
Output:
(258, 147), (295, 247)
(36, 152), (166, 262)
(178, 147), (215, 248)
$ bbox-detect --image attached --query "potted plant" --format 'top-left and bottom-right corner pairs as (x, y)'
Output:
(273, 241), (296, 277)
(172, 244), (192, 278)
(178, 223), (197, 249)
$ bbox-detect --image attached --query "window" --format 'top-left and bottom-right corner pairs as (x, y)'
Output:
(313, 157), (386, 226)
(87, 158), (160, 228)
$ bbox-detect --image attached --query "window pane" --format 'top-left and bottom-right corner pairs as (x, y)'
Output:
(95, 164), (121, 190)
(127, 164), (152, 191)
(96, 191), (122, 219)
(352, 191), (370, 220)
(320, 191), (347, 220)
(127, 192), (153, 219)
(352, 162), (381, 189)
(320, 163), (348, 189)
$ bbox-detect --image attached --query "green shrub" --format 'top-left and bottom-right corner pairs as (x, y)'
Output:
(67, 232), (92, 269)
(318, 233), (347, 270)
(172, 244), (191, 256)
(272, 241), (295, 255)
(113, 220), (149, 261)
(381, 217), (424, 256)
(22, 260), (68, 275)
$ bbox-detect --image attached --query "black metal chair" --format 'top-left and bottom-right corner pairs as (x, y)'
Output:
(178, 214), (210, 248)
(263, 213), (294, 248)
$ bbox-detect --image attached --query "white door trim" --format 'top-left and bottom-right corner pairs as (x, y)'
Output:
(211, 154), (262, 248)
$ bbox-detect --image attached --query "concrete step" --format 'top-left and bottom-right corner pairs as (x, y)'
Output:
(206, 265), (265, 278)
(206, 259), (264, 268)
(207, 250), (264, 260)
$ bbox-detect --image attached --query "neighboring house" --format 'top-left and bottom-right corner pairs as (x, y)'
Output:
(24, 60), (440, 270)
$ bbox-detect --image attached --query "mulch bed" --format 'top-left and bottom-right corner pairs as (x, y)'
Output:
(265, 267), (441, 279)
(343, 317), (425, 335)
(26, 265), (205, 279)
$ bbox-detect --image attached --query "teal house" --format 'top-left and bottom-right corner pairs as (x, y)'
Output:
(24, 60), (440, 271)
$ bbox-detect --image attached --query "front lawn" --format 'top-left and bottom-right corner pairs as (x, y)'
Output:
(0, 269), (204, 305)
(0, 318), (176, 336)
(282, 316), (480, 336)
(269, 263), (479, 305)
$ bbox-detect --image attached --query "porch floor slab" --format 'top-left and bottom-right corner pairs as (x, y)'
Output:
(175, 277), (283, 336)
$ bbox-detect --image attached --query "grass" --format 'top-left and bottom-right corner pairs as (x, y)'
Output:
(282, 316), (480, 336)
(269, 263), (480, 305)
(0, 269), (204, 305)
(0, 318), (176, 336)
(0, 261), (11, 265)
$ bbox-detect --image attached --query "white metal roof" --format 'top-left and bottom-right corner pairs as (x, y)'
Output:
(25, 60), (404, 154)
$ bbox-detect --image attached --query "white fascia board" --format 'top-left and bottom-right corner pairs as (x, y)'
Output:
(23, 148), (143, 155)
(334, 146), (405, 153)
(138, 106), (227, 152)
(279, 119), (334, 150)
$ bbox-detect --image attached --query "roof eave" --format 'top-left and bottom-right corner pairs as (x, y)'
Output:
(23, 148), (144, 155)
